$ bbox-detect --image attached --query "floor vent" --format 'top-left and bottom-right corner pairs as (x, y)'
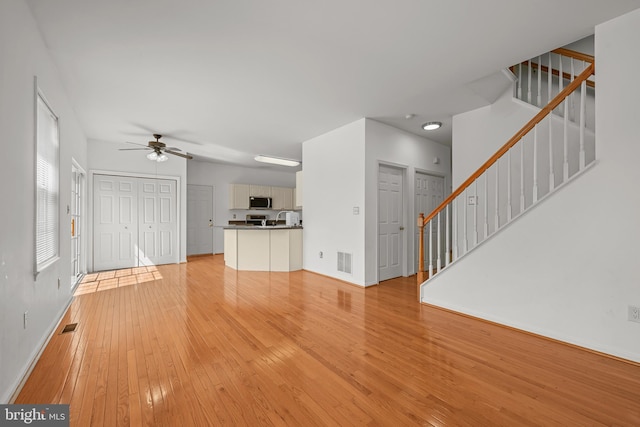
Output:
(60, 323), (78, 334)
(337, 252), (352, 274)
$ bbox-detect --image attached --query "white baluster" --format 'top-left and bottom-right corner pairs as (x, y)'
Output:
(520, 140), (525, 212)
(537, 55), (542, 106)
(453, 198), (458, 260)
(445, 205), (450, 266)
(517, 64), (522, 100)
(494, 161), (500, 231)
(483, 173), (489, 238)
(559, 55), (564, 96)
(570, 58), (576, 121)
(464, 189), (469, 253)
(428, 221), (433, 277)
(579, 79), (586, 170)
(473, 180), (478, 246)
(436, 212), (441, 271)
(507, 150), (512, 221)
(548, 53), (553, 105)
(549, 115), (555, 192)
(527, 60), (532, 104)
(533, 124), (538, 203)
(563, 92), (569, 181)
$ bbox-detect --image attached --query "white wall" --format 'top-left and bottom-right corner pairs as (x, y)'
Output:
(87, 139), (188, 266)
(301, 119), (451, 287)
(422, 8), (640, 362)
(0, 0), (88, 402)
(187, 160), (296, 253)
(364, 119), (451, 285)
(302, 120), (367, 285)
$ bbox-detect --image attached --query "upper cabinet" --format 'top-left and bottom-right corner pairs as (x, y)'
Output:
(229, 183), (294, 210)
(249, 185), (271, 197)
(271, 186), (294, 210)
(229, 184), (250, 209)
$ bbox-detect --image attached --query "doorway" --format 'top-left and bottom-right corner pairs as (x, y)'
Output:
(414, 172), (445, 272)
(378, 165), (404, 282)
(93, 174), (179, 271)
(187, 185), (214, 256)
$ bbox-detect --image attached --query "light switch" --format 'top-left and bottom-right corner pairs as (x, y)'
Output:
(353, 207), (360, 215)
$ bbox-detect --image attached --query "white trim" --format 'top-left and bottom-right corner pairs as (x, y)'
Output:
(71, 158), (87, 288)
(88, 170), (182, 272)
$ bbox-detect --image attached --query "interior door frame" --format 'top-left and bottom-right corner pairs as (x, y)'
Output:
(71, 158), (87, 287)
(88, 170), (182, 272)
(377, 161), (407, 283)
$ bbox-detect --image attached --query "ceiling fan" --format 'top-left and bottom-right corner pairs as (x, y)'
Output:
(119, 134), (193, 161)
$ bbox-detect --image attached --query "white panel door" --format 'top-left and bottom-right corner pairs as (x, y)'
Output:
(378, 165), (403, 282)
(138, 178), (178, 266)
(93, 175), (138, 271)
(187, 184), (214, 256)
(415, 172), (445, 271)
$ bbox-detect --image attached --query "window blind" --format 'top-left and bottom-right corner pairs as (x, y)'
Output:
(35, 92), (59, 272)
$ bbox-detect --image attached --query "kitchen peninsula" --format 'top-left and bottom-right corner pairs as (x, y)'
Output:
(223, 226), (302, 272)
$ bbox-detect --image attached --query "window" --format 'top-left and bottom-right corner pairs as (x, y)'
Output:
(35, 87), (60, 274)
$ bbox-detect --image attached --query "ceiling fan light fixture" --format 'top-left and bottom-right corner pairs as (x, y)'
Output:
(157, 153), (169, 162)
(146, 151), (158, 160)
(254, 155), (300, 167)
(422, 121), (442, 131)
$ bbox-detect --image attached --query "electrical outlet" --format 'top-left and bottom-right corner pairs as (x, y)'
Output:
(23, 311), (28, 329)
(319, 251), (323, 259)
(468, 196), (477, 205)
(233, 214), (236, 219)
(629, 305), (640, 323)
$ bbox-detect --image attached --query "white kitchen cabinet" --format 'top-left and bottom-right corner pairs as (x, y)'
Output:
(271, 186), (294, 210)
(250, 185), (271, 197)
(224, 227), (302, 271)
(229, 184), (250, 209)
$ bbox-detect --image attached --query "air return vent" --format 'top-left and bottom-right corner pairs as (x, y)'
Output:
(337, 252), (352, 274)
(60, 323), (77, 334)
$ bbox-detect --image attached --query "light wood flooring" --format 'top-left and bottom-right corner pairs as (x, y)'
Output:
(16, 255), (640, 426)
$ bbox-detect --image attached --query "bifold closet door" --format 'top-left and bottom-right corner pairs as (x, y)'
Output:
(93, 175), (178, 271)
(93, 175), (139, 271)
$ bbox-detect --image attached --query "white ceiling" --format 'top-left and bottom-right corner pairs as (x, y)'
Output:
(26, 0), (640, 168)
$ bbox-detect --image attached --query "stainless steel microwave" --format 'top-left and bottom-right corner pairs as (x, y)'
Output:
(249, 196), (272, 209)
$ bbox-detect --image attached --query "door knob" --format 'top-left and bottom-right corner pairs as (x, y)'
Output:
(399, 226), (405, 230)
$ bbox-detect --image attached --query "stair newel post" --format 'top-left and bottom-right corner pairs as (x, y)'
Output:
(453, 198), (458, 261)
(473, 180), (478, 246)
(417, 213), (425, 284)
(537, 56), (542, 106)
(579, 79), (586, 170)
(428, 220), (433, 277)
(549, 111), (555, 192)
(463, 188), (469, 253)
(563, 90), (569, 181)
(533, 124), (539, 203)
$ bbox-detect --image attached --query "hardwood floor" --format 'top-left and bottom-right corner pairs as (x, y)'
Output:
(16, 255), (640, 426)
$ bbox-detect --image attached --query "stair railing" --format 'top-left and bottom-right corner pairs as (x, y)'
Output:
(417, 62), (595, 289)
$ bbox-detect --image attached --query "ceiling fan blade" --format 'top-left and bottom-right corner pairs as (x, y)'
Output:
(124, 141), (148, 147)
(119, 147), (152, 151)
(165, 147), (181, 151)
(165, 150), (193, 160)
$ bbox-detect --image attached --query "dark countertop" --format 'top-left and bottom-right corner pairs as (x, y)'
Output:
(223, 225), (303, 230)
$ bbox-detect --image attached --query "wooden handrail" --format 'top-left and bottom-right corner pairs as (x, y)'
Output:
(552, 47), (594, 63)
(421, 62), (594, 227)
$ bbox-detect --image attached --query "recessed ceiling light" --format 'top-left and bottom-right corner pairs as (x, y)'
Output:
(422, 121), (442, 131)
(254, 155), (300, 167)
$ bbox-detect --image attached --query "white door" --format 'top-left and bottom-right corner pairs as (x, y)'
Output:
(93, 175), (139, 271)
(415, 172), (445, 271)
(187, 185), (214, 256)
(138, 178), (178, 266)
(378, 165), (404, 282)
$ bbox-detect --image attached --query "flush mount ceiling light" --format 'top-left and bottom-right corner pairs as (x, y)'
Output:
(422, 121), (442, 131)
(254, 155), (300, 167)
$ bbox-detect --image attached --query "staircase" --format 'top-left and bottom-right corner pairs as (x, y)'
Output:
(416, 48), (595, 294)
